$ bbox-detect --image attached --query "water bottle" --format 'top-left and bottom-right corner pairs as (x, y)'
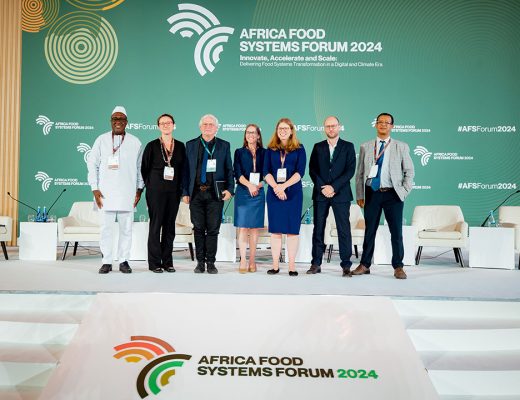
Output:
(304, 208), (311, 224)
(42, 206), (47, 222)
(36, 206), (41, 222)
(486, 210), (496, 227)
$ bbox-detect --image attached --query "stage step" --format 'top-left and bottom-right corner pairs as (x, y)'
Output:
(0, 294), (94, 399)
(394, 300), (520, 399)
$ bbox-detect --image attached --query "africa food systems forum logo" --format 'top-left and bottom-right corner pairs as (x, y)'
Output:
(114, 336), (191, 399)
(114, 335), (379, 398)
(413, 145), (474, 166)
(35, 115), (94, 135)
(34, 171), (88, 192)
(167, 3), (234, 76)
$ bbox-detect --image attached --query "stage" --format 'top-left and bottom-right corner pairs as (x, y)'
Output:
(0, 247), (519, 399)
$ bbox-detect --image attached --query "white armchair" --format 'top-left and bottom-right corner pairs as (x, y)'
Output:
(0, 216), (13, 260)
(58, 202), (100, 260)
(412, 205), (468, 267)
(498, 206), (520, 267)
(174, 201), (195, 260)
(324, 203), (365, 262)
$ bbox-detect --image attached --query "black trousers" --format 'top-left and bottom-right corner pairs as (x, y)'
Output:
(146, 190), (181, 268)
(312, 200), (352, 268)
(190, 188), (224, 263)
(360, 187), (404, 268)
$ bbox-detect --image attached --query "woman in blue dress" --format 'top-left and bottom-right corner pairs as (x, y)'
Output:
(263, 118), (306, 276)
(233, 124), (265, 273)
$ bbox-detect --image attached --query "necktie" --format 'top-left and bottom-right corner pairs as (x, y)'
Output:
(201, 146), (209, 184)
(370, 141), (385, 190)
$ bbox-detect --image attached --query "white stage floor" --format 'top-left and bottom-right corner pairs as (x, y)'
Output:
(0, 247), (519, 300)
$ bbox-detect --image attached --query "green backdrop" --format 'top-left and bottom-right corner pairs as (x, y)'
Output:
(20, 0), (520, 225)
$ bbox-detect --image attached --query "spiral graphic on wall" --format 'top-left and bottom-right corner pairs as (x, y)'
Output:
(66, 0), (126, 11)
(22, 0), (60, 32)
(44, 11), (118, 85)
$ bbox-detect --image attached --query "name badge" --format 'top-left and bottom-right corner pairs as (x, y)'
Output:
(206, 159), (217, 172)
(108, 155), (119, 170)
(249, 172), (260, 186)
(277, 168), (287, 183)
(164, 166), (174, 181)
(368, 164), (379, 178)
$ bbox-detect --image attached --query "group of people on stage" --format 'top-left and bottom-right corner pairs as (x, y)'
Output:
(87, 106), (414, 279)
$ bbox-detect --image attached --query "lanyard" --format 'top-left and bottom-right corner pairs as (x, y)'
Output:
(160, 137), (175, 167)
(200, 137), (215, 159)
(112, 133), (125, 154)
(279, 150), (287, 168)
(373, 138), (391, 163)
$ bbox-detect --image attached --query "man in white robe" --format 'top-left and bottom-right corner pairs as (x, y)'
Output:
(87, 106), (144, 273)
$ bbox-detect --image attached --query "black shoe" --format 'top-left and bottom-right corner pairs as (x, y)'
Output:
(289, 270), (299, 276)
(150, 267), (163, 273)
(306, 264), (321, 274)
(99, 264), (112, 274)
(342, 268), (352, 277)
(267, 268), (279, 275)
(206, 263), (218, 274)
(163, 265), (176, 273)
(194, 262), (205, 273)
(119, 261), (132, 274)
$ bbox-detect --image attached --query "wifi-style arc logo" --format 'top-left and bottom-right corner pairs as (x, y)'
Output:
(77, 143), (92, 163)
(413, 145), (433, 166)
(35, 171), (53, 192)
(114, 336), (192, 399)
(36, 115), (54, 135)
(167, 3), (234, 76)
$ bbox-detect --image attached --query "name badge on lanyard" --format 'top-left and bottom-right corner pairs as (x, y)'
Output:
(164, 166), (174, 180)
(249, 172), (260, 185)
(277, 150), (287, 182)
(277, 168), (287, 182)
(109, 133), (124, 170)
(108, 154), (119, 170)
(368, 164), (378, 178)
(207, 159), (217, 172)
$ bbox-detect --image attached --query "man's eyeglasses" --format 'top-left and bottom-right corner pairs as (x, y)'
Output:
(376, 121), (392, 126)
(159, 121), (173, 127)
(325, 124), (339, 129)
(111, 117), (127, 122)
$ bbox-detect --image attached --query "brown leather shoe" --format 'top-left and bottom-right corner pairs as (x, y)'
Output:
(394, 267), (407, 279)
(306, 265), (321, 274)
(351, 264), (370, 275)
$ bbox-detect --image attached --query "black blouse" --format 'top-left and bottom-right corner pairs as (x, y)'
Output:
(141, 138), (186, 194)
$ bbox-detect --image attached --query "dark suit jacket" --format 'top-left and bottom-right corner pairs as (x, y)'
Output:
(182, 136), (235, 197)
(309, 138), (356, 203)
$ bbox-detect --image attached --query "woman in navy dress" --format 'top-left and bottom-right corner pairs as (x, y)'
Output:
(233, 124), (265, 273)
(263, 118), (306, 276)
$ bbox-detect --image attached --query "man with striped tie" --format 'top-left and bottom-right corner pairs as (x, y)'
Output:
(353, 113), (414, 279)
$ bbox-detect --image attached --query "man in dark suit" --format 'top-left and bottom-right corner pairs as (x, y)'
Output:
(308, 116), (357, 276)
(182, 114), (234, 274)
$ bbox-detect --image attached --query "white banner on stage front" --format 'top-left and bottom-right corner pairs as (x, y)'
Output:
(40, 293), (438, 400)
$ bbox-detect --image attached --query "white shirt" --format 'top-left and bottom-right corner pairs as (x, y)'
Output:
(327, 139), (338, 160)
(87, 131), (144, 211)
(376, 136), (393, 188)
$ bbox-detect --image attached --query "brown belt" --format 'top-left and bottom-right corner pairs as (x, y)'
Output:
(198, 185), (210, 192)
(379, 187), (393, 192)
